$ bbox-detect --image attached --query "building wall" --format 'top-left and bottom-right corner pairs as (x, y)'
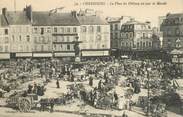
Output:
(121, 23), (153, 51)
(79, 24), (110, 56)
(160, 14), (183, 51)
(108, 16), (132, 50)
(10, 25), (32, 53)
(32, 26), (52, 52)
(0, 27), (10, 53)
(52, 26), (79, 52)
(161, 25), (183, 50)
(110, 22), (120, 49)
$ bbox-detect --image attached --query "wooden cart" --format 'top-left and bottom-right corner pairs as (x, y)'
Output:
(6, 94), (39, 112)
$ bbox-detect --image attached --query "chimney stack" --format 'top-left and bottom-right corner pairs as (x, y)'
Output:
(2, 8), (7, 16)
(71, 11), (77, 18)
(24, 5), (32, 23)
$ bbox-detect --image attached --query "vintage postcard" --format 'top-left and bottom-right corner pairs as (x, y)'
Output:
(0, 0), (182, 117)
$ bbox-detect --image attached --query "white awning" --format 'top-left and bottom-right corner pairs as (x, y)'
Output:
(82, 51), (109, 56)
(0, 53), (10, 59)
(54, 52), (75, 57)
(33, 53), (52, 57)
(16, 53), (32, 57)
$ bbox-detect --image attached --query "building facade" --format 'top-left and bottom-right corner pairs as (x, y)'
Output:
(170, 39), (183, 73)
(78, 14), (110, 57)
(10, 24), (32, 58)
(106, 16), (132, 57)
(0, 20), (10, 59)
(120, 19), (155, 58)
(51, 12), (80, 58)
(1, 8), (33, 58)
(160, 13), (183, 51)
(0, 6), (111, 59)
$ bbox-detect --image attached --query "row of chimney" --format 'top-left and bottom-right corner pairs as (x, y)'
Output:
(2, 5), (33, 23)
(1, 5), (78, 24)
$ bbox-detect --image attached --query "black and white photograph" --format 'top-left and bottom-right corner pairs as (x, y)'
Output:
(0, 0), (182, 117)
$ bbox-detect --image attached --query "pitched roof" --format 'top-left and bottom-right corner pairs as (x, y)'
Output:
(78, 15), (108, 25)
(32, 12), (80, 26)
(124, 20), (147, 25)
(0, 15), (8, 26)
(106, 17), (122, 23)
(4, 11), (31, 25)
(32, 12), (51, 26)
(51, 13), (80, 26)
(166, 13), (183, 19)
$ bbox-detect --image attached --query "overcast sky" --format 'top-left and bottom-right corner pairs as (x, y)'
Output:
(0, 0), (183, 27)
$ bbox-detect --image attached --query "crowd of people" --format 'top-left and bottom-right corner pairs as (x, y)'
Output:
(0, 57), (182, 116)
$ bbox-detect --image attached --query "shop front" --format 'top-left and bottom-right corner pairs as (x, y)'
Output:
(0, 53), (10, 59)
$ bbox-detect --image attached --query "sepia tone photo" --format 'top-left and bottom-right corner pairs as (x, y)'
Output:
(0, 0), (182, 117)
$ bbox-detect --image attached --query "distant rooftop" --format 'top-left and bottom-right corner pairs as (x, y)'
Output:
(32, 12), (80, 26)
(124, 19), (151, 25)
(77, 15), (108, 25)
(1, 11), (31, 26)
(166, 13), (183, 18)
(0, 7), (108, 26)
(106, 16), (132, 23)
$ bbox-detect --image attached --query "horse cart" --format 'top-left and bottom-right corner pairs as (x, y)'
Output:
(6, 93), (39, 112)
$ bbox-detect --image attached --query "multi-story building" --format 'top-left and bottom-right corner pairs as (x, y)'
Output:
(0, 14), (10, 59)
(160, 13), (183, 51)
(0, 6), (111, 59)
(152, 27), (162, 50)
(51, 11), (80, 58)
(158, 16), (166, 28)
(31, 12), (53, 58)
(1, 7), (32, 58)
(170, 39), (183, 73)
(25, 6), (80, 58)
(77, 14), (110, 57)
(120, 19), (154, 58)
(106, 16), (132, 57)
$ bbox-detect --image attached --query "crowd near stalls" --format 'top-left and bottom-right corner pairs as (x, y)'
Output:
(0, 57), (182, 116)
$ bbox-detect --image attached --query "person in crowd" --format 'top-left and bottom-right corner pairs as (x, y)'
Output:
(33, 82), (37, 94)
(40, 99), (46, 111)
(22, 90), (27, 97)
(89, 76), (93, 87)
(112, 91), (119, 107)
(56, 79), (60, 88)
(70, 73), (74, 82)
(98, 80), (102, 90)
(122, 111), (128, 117)
(50, 98), (55, 113)
(28, 84), (33, 94)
